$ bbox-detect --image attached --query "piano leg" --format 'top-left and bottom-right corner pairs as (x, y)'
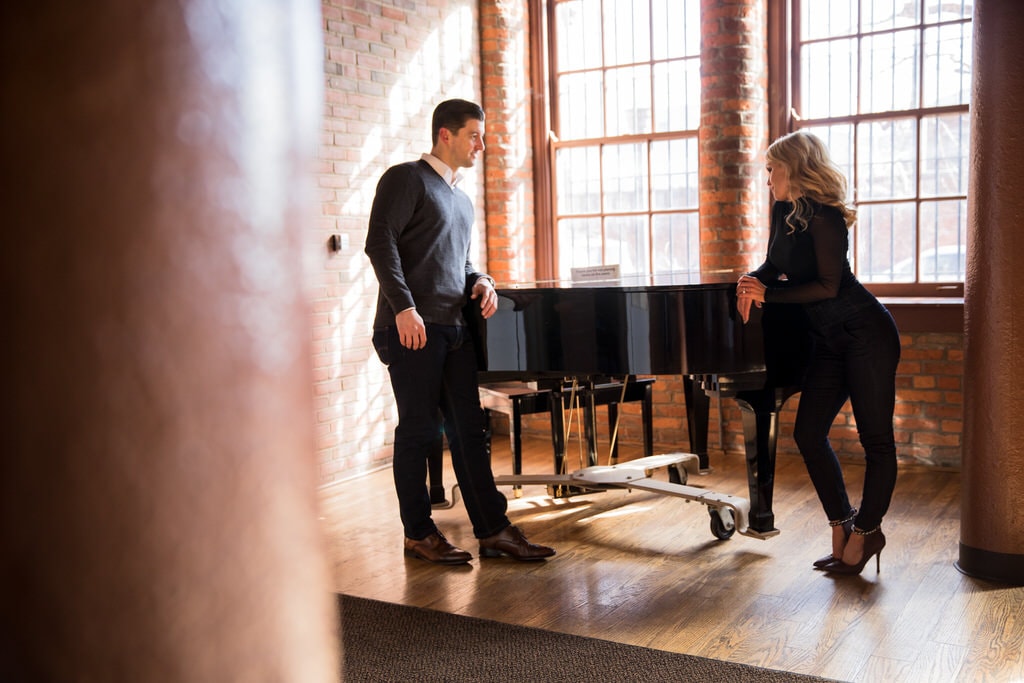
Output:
(683, 378), (796, 534)
(734, 399), (778, 533)
(549, 383), (602, 498)
(549, 389), (581, 498)
(683, 376), (711, 472)
(510, 402), (523, 476)
(583, 384), (599, 468)
(641, 380), (654, 458)
(732, 386), (799, 534)
(549, 391), (566, 474)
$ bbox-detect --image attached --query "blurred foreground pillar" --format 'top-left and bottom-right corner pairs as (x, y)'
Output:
(1, 1), (341, 678)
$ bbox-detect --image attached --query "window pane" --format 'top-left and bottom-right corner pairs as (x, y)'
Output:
(925, 0), (971, 21)
(604, 0), (650, 66)
(651, 138), (698, 209)
(603, 143), (648, 212)
(800, 123), (855, 201)
(801, 0), (857, 40)
(652, 212), (700, 274)
(858, 118), (918, 200)
(558, 217), (603, 276)
(556, 146), (602, 214)
(923, 23), (972, 108)
(653, 58), (700, 131)
(861, 29), (919, 113)
(919, 200), (967, 281)
(862, 0), (920, 33)
(921, 113), (969, 197)
(605, 215), (650, 276)
(801, 38), (858, 118)
(652, 0), (699, 60)
(606, 65), (652, 136)
(857, 202), (917, 283)
(558, 71), (604, 140)
(555, 0), (603, 71)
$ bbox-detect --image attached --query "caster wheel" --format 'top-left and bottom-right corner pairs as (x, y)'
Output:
(668, 464), (688, 485)
(709, 507), (736, 540)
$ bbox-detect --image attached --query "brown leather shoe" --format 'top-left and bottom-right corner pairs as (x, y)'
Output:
(479, 525), (555, 561)
(404, 531), (472, 565)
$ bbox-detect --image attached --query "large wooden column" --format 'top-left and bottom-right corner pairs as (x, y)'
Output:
(1, 1), (340, 678)
(960, 0), (1024, 585)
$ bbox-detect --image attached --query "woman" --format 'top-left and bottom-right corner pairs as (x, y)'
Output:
(737, 131), (901, 576)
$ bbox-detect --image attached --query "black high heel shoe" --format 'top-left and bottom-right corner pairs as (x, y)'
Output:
(827, 526), (886, 576)
(813, 510), (856, 569)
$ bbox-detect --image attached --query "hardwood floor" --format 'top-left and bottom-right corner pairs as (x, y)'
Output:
(321, 433), (1024, 682)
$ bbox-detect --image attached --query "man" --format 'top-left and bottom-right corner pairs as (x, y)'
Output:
(365, 99), (555, 565)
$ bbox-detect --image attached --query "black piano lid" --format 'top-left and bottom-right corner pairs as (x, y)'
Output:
(486, 271), (767, 378)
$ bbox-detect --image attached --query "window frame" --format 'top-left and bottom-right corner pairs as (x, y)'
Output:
(781, 0), (971, 298)
(530, 0), (702, 283)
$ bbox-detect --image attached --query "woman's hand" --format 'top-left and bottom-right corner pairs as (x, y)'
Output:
(736, 275), (766, 324)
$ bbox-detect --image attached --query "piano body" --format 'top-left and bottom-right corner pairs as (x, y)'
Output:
(479, 272), (810, 539)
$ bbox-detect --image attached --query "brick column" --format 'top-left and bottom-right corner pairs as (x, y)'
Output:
(699, 0), (769, 275)
(479, 0), (535, 285)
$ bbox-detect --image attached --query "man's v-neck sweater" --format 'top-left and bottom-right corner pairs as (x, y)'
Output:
(365, 159), (485, 328)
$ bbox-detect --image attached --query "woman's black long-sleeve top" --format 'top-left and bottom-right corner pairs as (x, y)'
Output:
(749, 200), (881, 330)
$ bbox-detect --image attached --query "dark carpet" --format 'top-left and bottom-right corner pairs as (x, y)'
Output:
(338, 594), (844, 682)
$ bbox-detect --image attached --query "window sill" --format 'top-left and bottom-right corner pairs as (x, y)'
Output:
(878, 297), (964, 334)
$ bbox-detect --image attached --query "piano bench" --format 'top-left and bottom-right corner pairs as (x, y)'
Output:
(478, 382), (562, 482)
(478, 377), (656, 484)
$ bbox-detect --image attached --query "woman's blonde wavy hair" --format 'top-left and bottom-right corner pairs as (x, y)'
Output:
(767, 130), (857, 234)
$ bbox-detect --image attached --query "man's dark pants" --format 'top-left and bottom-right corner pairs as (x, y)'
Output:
(374, 324), (510, 540)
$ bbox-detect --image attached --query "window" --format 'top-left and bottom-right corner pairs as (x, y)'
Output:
(536, 0), (972, 294)
(793, 0), (972, 295)
(547, 0), (702, 280)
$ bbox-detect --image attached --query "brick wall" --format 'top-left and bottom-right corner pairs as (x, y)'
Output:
(317, 0), (482, 485)
(315, 0), (964, 487)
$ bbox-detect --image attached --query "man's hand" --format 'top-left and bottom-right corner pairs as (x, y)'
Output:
(471, 278), (498, 319)
(395, 308), (427, 349)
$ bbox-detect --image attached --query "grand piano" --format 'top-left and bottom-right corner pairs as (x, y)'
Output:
(478, 271), (811, 537)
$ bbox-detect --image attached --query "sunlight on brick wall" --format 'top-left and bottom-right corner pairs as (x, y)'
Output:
(316, 0), (482, 484)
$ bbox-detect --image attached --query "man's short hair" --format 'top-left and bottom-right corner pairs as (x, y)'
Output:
(431, 99), (485, 145)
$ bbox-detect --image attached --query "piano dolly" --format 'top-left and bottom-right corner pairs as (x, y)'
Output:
(491, 453), (780, 541)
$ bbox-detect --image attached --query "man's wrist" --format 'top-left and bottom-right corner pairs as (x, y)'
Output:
(475, 275), (495, 288)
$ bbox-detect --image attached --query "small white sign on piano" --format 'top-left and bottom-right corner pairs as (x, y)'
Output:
(570, 264), (621, 287)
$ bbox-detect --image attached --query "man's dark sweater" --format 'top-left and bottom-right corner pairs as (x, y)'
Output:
(365, 159), (487, 328)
